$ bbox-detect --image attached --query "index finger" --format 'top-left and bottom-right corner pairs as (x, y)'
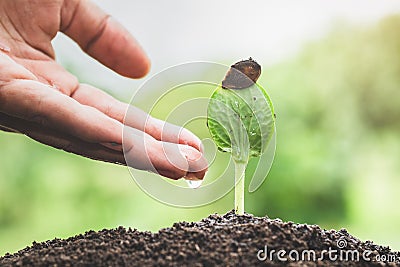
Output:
(72, 84), (203, 152)
(60, 0), (150, 78)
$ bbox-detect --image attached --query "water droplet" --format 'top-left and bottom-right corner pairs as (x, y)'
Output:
(186, 179), (203, 189)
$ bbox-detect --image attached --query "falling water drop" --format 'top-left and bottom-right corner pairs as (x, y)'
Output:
(186, 179), (203, 189)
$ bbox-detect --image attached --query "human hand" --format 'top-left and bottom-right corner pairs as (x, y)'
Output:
(0, 0), (208, 180)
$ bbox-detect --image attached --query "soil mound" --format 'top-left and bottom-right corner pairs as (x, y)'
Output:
(1, 211), (398, 266)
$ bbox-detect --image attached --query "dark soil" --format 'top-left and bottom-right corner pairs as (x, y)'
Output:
(1, 210), (399, 266)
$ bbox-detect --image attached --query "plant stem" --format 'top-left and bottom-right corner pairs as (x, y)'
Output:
(234, 160), (247, 215)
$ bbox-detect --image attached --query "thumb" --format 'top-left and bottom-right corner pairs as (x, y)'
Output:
(60, 0), (150, 78)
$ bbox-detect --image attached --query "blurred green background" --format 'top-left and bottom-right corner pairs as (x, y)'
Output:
(1, 11), (400, 255)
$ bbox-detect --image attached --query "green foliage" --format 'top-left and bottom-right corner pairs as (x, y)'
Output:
(207, 82), (275, 214)
(207, 84), (275, 161)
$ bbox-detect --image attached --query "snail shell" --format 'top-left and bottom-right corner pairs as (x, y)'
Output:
(222, 57), (261, 89)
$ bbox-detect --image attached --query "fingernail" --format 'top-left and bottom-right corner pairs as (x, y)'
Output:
(179, 146), (202, 162)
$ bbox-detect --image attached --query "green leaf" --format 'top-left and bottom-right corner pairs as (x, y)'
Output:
(207, 83), (275, 163)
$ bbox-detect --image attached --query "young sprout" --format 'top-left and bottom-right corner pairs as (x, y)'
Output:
(207, 58), (275, 214)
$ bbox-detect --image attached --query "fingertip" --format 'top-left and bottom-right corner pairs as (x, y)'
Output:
(61, 1), (151, 79)
(92, 17), (151, 79)
(187, 166), (207, 180)
(185, 172), (204, 181)
(180, 128), (203, 152)
(179, 145), (201, 162)
(131, 54), (151, 79)
(126, 61), (150, 79)
(179, 145), (209, 177)
(116, 54), (150, 79)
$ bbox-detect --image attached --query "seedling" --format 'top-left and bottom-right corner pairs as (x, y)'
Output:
(207, 58), (275, 214)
